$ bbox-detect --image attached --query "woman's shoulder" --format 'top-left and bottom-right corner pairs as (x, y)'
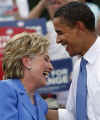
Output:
(0, 79), (18, 98)
(0, 79), (22, 94)
(0, 79), (16, 91)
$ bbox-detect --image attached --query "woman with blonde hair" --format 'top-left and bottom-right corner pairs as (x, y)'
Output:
(0, 32), (53, 120)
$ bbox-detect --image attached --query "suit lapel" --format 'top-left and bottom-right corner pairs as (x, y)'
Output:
(8, 79), (37, 120)
(35, 93), (46, 120)
(21, 93), (37, 120)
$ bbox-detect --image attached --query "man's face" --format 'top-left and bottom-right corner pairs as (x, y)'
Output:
(53, 17), (84, 56)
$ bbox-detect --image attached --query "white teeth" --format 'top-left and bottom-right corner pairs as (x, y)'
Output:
(63, 44), (67, 49)
(43, 72), (49, 77)
(45, 75), (48, 79)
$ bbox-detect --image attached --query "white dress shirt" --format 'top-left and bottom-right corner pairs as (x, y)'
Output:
(58, 36), (100, 120)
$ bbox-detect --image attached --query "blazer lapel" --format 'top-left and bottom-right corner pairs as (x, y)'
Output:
(35, 93), (46, 120)
(8, 79), (37, 120)
(21, 93), (37, 120)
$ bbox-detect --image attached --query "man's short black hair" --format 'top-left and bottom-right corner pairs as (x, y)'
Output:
(54, 1), (95, 31)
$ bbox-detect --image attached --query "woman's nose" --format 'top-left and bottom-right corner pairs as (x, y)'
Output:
(49, 62), (54, 71)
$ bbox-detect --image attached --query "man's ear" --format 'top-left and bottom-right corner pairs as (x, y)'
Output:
(76, 21), (86, 32)
(22, 57), (32, 70)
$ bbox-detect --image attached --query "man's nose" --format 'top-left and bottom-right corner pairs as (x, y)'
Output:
(56, 35), (61, 44)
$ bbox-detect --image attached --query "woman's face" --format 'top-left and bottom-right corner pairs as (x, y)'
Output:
(27, 53), (53, 89)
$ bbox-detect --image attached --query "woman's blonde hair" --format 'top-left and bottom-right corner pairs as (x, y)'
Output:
(3, 32), (49, 79)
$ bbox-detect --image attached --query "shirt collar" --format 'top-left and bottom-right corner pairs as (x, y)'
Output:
(84, 36), (100, 64)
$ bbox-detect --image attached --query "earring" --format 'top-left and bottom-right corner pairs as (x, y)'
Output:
(24, 66), (32, 71)
(27, 67), (32, 71)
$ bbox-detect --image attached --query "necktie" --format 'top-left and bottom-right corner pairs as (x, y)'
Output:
(76, 57), (88, 120)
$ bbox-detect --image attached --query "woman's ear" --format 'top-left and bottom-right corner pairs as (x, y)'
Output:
(22, 57), (32, 70)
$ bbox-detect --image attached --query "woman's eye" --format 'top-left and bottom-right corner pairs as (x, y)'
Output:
(44, 57), (48, 62)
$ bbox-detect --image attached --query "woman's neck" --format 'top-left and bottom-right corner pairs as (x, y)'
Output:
(21, 78), (36, 104)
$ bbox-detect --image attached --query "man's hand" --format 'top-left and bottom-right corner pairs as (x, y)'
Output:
(46, 109), (58, 120)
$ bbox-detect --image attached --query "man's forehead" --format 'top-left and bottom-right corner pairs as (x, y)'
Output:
(53, 17), (64, 25)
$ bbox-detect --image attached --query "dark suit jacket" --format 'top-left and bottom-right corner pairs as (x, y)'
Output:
(0, 79), (48, 120)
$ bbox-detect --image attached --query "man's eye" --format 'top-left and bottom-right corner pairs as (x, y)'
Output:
(56, 30), (63, 35)
(59, 32), (63, 35)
